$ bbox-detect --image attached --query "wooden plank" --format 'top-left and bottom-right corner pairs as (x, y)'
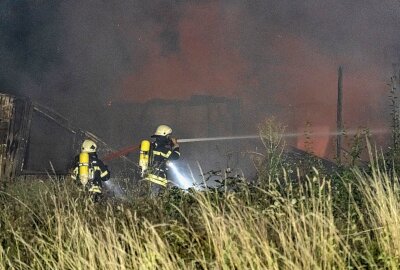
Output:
(0, 95), (14, 180)
(12, 98), (33, 176)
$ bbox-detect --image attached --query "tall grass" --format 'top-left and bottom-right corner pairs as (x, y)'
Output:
(0, 171), (376, 269)
(351, 145), (400, 268)
(1, 147), (400, 268)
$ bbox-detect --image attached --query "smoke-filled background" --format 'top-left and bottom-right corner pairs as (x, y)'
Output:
(1, 0), (400, 160)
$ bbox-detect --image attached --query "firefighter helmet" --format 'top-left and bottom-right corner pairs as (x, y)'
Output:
(153, 125), (172, 137)
(81, 139), (97, 153)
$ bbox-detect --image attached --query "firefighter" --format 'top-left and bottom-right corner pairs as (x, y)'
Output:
(145, 125), (180, 188)
(71, 139), (110, 202)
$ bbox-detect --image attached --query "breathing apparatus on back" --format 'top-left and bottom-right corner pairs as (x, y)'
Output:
(139, 125), (175, 177)
(139, 139), (151, 177)
(78, 139), (97, 185)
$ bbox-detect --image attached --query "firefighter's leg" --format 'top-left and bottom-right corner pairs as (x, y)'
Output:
(88, 181), (102, 202)
(150, 183), (163, 197)
(145, 171), (168, 197)
(145, 173), (168, 187)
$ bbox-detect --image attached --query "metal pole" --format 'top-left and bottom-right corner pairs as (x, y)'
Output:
(337, 66), (343, 163)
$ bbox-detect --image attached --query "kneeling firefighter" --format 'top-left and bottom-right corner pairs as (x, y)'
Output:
(139, 125), (180, 187)
(72, 139), (110, 202)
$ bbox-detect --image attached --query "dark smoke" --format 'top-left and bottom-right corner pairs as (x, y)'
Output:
(1, 0), (400, 156)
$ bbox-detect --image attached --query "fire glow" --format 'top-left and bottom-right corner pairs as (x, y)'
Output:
(116, 2), (393, 157)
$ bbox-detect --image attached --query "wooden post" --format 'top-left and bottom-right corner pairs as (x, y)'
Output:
(0, 95), (32, 180)
(337, 66), (343, 163)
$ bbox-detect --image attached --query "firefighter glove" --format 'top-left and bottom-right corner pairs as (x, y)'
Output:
(170, 137), (179, 149)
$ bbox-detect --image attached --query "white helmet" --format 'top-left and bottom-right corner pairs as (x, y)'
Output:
(153, 125), (172, 137)
(81, 139), (97, 153)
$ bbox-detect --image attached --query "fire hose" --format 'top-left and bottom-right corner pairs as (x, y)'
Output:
(102, 135), (259, 162)
(102, 129), (388, 162)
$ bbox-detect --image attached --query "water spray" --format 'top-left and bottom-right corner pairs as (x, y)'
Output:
(167, 162), (194, 189)
(103, 128), (389, 162)
(177, 135), (258, 143)
(103, 179), (127, 200)
(176, 128), (388, 144)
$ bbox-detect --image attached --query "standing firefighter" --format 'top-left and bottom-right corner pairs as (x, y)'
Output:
(139, 125), (180, 188)
(72, 139), (110, 202)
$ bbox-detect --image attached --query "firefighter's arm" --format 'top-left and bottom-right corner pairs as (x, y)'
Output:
(169, 138), (180, 160)
(71, 167), (78, 180)
(97, 160), (111, 181)
(71, 155), (79, 180)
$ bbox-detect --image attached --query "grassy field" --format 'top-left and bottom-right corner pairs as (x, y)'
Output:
(0, 157), (399, 269)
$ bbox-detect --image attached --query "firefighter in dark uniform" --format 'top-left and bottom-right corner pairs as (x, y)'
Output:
(146, 125), (180, 188)
(71, 139), (110, 202)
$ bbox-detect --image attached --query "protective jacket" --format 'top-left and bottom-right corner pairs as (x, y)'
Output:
(149, 136), (180, 182)
(72, 152), (110, 194)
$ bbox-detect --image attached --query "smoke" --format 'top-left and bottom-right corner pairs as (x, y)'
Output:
(120, 1), (252, 101)
(1, 0), (399, 156)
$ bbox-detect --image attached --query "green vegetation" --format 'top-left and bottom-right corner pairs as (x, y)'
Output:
(0, 119), (400, 269)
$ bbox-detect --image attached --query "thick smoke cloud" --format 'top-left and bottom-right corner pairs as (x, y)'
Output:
(1, 0), (399, 155)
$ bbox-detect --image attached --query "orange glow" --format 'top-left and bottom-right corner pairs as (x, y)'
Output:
(120, 2), (250, 101)
(296, 126), (331, 156)
(116, 2), (390, 157)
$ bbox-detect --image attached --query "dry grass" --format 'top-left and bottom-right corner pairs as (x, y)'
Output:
(0, 175), (354, 269)
(1, 152), (400, 269)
